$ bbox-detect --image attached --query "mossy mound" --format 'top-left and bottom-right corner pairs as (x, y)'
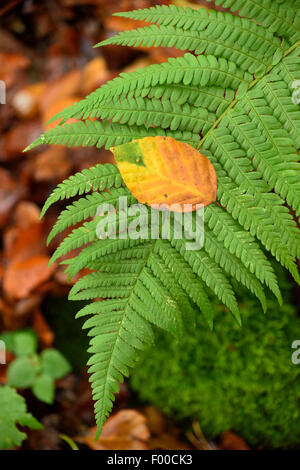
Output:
(130, 271), (300, 448)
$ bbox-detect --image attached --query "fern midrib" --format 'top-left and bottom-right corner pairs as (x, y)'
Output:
(197, 40), (300, 150)
(97, 62), (251, 96)
(198, 18), (283, 50)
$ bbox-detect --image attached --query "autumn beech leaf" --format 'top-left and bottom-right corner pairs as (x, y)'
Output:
(111, 136), (217, 212)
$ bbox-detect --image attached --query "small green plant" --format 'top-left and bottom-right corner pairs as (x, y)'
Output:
(24, 1), (300, 435)
(1, 329), (71, 404)
(0, 386), (42, 449)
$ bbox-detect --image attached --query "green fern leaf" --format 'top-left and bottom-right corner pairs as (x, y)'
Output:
(206, 0), (300, 42)
(101, 7), (286, 74)
(36, 54), (251, 127)
(24, 120), (200, 153)
(41, 163), (123, 218)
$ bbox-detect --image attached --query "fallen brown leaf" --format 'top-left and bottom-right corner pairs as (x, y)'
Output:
(81, 56), (111, 95)
(76, 409), (150, 450)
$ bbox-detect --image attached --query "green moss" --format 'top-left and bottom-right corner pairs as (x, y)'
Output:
(42, 296), (89, 371)
(130, 270), (300, 448)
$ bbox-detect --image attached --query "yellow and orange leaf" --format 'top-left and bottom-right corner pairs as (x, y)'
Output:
(111, 136), (217, 212)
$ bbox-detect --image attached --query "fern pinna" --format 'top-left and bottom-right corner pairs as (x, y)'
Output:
(25, 1), (300, 436)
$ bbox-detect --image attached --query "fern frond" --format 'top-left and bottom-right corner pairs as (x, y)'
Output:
(64, 237), (145, 279)
(257, 76), (300, 149)
(276, 47), (300, 87)
(223, 104), (300, 217)
(72, 241), (191, 436)
(113, 4), (208, 29)
(145, 252), (196, 325)
(41, 163), (123, 217)
(50, 219), (99, 264)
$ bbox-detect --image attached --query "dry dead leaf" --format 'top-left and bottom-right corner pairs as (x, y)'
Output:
(111, 136), (217, 211)
(4, 221), (45, 263)
(143, 406), (165, 435)
(0, 52), (29, 87)
(33, 147), (72, 182)
(122, 57), (152, 74)
(32, 308), (54, 347)
(2, 204), (55, 300)
(0, 120), (42, 161)
(76, 410), (150, 450)
(148, 434), (191, 451)
(0, 168), (23, 227)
